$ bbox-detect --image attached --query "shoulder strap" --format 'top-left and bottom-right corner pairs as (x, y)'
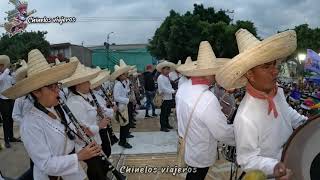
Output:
(183, 89), (207, 138)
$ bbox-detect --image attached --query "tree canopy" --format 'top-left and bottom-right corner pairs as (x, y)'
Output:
(147, 4), (257, 63)
(0, 31), (50, 63)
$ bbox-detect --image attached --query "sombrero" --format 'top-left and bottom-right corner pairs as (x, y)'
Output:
(110, 59), (131, 80)
(156, 60), (176, 72)
(178, 41), (230, 77)
(15, 60), (28, 82)
(55, 58), (66, 65)
(216, 28), (297, 90)
(90, 67), (110, 89)
(176, 56), (195, 74)
(0, 55), (10, 69)
(2, 49), (78, 99)
(60, 57), (100, 88)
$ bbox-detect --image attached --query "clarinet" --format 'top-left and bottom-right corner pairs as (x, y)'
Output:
(100, 86), (128, 124)
(58, 98), (127, 180)
(89, 90), (119, 146)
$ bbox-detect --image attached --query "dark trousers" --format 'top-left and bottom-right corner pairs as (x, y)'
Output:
(99, 129), (111, 158)
(186, 166), (209, 180)
(84, 156), (108, 180)
(145, 91), (156, 115)
(0, 98), (15, 143)
(127, 102), (135, 125)
(119, 124), (130, 144)
(160, 100), (172, 129)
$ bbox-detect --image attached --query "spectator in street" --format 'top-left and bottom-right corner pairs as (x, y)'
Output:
(143, 64), (157, 118)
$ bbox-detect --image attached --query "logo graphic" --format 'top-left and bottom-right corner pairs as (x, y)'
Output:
(0, 0), (37, 37)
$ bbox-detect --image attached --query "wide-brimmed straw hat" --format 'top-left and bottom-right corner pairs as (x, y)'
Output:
(90, 67), (110, 89)
(2, 49), (78, 99)
(0, 55), (10, 68)
(156, 60), (176, 72)
(15, 60), (28, 82)
(176, 56), (195, 74)
(216, 28), (297, 90)
(60, 57), (100, 88)
(111, 59), (131, 80)
(178, 41), (230, 77)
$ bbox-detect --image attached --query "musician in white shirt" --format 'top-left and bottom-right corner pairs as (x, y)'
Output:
(176, 41), (235, 180)
(0, 55), (20, 148)
(156, 61), (176, 132)
(2, 49), (100, 180)
(112, 59), (133, 149)
(216, 29), (306, 179)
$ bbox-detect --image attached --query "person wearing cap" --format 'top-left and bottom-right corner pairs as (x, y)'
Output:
(61, 59), (111, 179)
(143, 64), (157, 118)
(176, 41), (235, 180)
(216, 29), (308, 180)
(111, 59), (133, 149)
(126, 66), (137, 129)
(0, 54), (21, 148)
(156, 60), (176, 132)
(2, 49), (101, 180)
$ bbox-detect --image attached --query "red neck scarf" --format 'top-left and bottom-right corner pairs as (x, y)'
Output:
(191, 77), (211, 86)
(246, 83), (279, 118)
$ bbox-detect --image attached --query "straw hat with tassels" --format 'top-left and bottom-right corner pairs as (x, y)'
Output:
(178, 41), (230, 77)
(90, 67), (110, 89)
(111, 59), (131, 80)
(216, 28), (297, 90)
(60, 57), (100, 88)
(156, 60), (176, 72)
(0, 55), (10, 69)
(2, 49), (78, 99)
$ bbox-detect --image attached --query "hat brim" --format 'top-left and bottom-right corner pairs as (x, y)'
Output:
(61, 69), (100, 88)
(216, 30), (297, 90)
(156, 62), (176, 72)
(111, 66), (131, 80)
(2, 61), (78, 99)
(179, 59), (230, 77)
(90, 72), (110, 90)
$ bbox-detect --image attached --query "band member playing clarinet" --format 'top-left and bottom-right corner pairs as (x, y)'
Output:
(2, 49), (101, 180)
(216, 29), (308, 180)
(176, 41), (235, 180)
(61, 58), (111, 179)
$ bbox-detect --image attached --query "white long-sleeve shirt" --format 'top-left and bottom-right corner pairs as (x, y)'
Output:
(157, 74), (175, 100)
(176, 83), (235, 168)
(113, 80), (129, 109)
(0, 68), (13, 99)
(67, 93), (102, 150)
(21, 107), (86, 180)
(235, 87), (307, 175)
(12, 96), (34, 125)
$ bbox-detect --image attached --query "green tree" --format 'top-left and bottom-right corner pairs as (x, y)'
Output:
(0, 31), (50, 63)
(147, 4), (257, 63)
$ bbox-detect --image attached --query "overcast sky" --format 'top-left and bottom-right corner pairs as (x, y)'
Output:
(0, 0), (319, 47)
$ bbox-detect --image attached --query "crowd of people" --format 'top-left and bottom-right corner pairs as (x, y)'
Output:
(0, 28), (318, 180)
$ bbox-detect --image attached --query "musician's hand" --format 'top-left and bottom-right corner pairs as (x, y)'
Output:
(77, 142), (101, 161)
(98, 118), (110, 129)
(273, 162), (292, 180)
